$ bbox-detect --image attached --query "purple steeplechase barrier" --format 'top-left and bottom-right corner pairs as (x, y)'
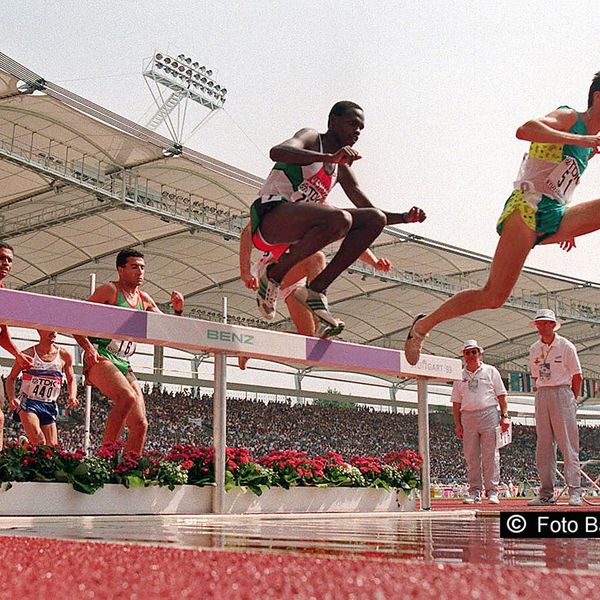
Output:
(305, 337), (400, 376)
(0, 289), (148, 340)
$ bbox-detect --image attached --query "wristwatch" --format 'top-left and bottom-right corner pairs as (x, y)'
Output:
(500, 413), (510, 419)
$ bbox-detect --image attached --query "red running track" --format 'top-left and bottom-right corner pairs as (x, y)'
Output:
(0, 535), (598, 600)
(428, 497), (600, 512)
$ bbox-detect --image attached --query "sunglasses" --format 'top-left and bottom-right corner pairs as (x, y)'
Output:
(464, 349), (480, 356)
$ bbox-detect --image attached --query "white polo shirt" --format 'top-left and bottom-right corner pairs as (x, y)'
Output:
(529, 333), (581, 387)
(451, 362), (507, 412)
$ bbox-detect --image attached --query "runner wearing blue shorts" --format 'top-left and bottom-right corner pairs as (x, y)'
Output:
(6, 329), (78, 446)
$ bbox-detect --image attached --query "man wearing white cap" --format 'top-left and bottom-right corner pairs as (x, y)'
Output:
(528, 309), (583, 506)
(452, 340), (509, 504)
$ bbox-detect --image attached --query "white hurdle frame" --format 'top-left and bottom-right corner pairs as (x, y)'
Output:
(0, 289), (462, 511)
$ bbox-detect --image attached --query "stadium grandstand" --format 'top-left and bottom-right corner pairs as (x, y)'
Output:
(1, 50), (600, 427)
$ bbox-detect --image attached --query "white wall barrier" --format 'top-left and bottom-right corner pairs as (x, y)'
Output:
(0, 289), (462, 511)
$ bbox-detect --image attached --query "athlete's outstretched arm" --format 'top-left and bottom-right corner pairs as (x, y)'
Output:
(5, 348), (32, 410)
(337, 165), (426, 225)
(517, 109), (600, 147)
(359, 249), (392, 271)
(0, 326), (33, 368)
(142, 291), (184, 315)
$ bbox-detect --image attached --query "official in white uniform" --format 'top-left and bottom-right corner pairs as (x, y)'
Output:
(452, 340), (510, 504)
(528, 309), (583, 506)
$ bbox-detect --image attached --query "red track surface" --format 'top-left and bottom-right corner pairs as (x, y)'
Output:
(428, 497), (600, 512)
(0, 535), (598, 600)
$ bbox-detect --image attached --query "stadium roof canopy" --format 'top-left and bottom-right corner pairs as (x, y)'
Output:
(2, 52), (600, 394)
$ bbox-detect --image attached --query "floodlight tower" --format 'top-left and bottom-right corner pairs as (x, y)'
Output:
(143, 51), (227, 144)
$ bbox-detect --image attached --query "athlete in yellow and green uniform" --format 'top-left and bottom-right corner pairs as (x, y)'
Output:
(404, 72), (600, 366)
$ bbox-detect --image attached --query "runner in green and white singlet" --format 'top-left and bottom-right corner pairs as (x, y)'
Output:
(89, 286), (143, 376)
(74, 249), (184, 455)
(249, 101), (426, 328)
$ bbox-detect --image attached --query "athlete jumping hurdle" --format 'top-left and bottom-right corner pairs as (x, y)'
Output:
(240, 223), (392, 338)
(405, 72), (600, 365)
(239, 225), (392, 367)
(251, 101), (426, 332)
(74, 249), (184, 454)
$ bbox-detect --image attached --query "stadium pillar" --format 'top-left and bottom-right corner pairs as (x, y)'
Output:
(153, 345), (164, 382)
(417, 378), (431, 510)
(388, 383), (399, 414)
(212, 297), (228, 514)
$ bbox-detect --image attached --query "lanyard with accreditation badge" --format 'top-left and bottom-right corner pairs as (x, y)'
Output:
(538, 343), (553, 381)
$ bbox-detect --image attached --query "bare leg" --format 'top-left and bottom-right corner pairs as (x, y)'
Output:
(19, 411), (46, 445)
(542, 197), (600, 244)
(122, 374), (148, 455)
(308, 207), (386, 292)
(41, 423), (58, 446)
(239, 252), (326, 369)
(87, 361), (138, 448)
(414, 212), (536, 337)
(260, 203), (352, 282)
(286, 295), (318, 336)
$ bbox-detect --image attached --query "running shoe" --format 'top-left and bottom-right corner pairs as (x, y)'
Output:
(463, 494), (482, 504)
(294, 286), (343, 330)
(488, 493), (500, 505)
(404, 313), (427, 366)
(527, 495), (556, 506)
(568, 491), (583, 506)
(256, 265), (280, 321)
(318, 321), (345, 339)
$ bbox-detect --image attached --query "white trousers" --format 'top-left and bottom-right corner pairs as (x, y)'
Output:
(461, 405), (500, 496)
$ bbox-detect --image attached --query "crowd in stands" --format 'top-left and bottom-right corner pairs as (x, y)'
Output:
(3, 385), (600, 485)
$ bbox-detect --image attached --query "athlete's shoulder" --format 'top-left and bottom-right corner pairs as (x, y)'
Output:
(139, 290), (156, 310)
(291, 127), (320, 145)
(89, 282), (118, 304)
(58, 346), (73, 364)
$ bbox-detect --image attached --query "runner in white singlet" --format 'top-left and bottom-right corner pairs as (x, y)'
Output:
(6, 329), (78, 447)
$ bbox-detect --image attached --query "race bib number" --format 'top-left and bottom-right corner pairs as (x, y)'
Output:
(545, 157), (580, 204)
(28, 376), (61, 402)
(107, 339), (137, 359)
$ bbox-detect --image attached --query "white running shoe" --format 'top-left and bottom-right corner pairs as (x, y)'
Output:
(488, 493), (500, 505)
(568, 492), (583, 506)
(317, 321), (345, 339)
(256, 266), (280, 321)
(294, 286), (343, 330)
(463, 494), (481, 504)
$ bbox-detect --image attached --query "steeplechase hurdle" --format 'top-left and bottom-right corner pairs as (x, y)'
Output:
(0, 288), (462, 511)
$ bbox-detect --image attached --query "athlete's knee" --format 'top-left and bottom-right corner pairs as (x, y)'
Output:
(481, 286), (510, 309)
(367, 208), (387, 230)
(29, 429), (46, 445)
(112, 388), (138, 415)
(327, 209), (353, 238)
(308, 251), (327, 271)
(128, 414), (148, 435)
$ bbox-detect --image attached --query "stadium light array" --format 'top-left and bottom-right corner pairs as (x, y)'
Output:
(144, 51), (227, 111)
